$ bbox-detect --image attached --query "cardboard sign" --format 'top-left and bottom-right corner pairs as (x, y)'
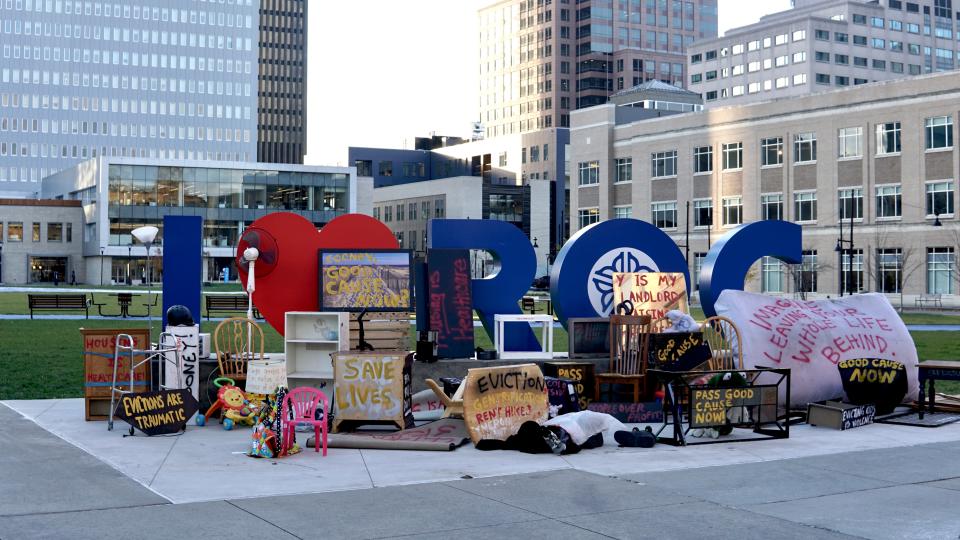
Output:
(427, 249), (475, 359)
(246, 359), (289, 395)
(611, 272), (687, 321)
(587, 401), (664, 423)
(112, 389), (199, 436)
(649, 332), (712, 372)
(838, 358), (907, 415)
(82, 328), (151, 398)
(332, 352), (413, 431)
(545, 376), (580, 417)
(715, 290), (919, 407)
(543, 361), (595, 410)
(319, 250), (413, 311)
(690, 387), (762, 428)
(462, 364), (550, 443)
(162, 325), (200, 409)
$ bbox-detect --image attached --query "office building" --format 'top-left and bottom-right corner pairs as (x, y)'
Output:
(478, 0), (717, 137)
(0, 198), (84, 284)
(40, 157), (365, 285)
(372, 176), (553, 276)
(571, 70), (960, 301)
(688, 0), (960, 107)
(257, 0), (307, 164)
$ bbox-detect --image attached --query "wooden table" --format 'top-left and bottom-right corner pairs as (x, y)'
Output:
(918, 361), (960, 419)
(109, 293), (140, 318)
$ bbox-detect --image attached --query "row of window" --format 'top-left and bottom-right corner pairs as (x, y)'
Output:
(1, 1), (254, 23)
(3, 44), (252, 73)
(0, 124), (253, 156)
(1, 94), (251, 122)
(578, 116), (954, 185)
(691, 51), (808, 85)
(2, 68), (252, 97)
(2, 24), (252, 52)
(2, 220), (73, 243)
(372, 200), (446, 223)
(691, 30), (807, 65)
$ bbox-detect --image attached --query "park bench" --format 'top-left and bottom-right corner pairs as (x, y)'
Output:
(205, 295), (260, 320)
(915, 293), (944, 310)
(27, 294), (89, 319)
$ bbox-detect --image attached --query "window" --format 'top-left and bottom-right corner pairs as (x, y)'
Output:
(614, 158), (632, 183)
(816, 73), (831, 84)
(876, 122), (901, 154)
(614, 206), (633, 219)
(842, 249), (865, 294)
(798, 250), (818, 293)
(578, 208), (600, 229)
(32, 223), (40, 242)
(794, 191), (817, 222)
(927, 247), (954, 294)
(761, 193), (783, 220)
(835, 76), (850, 86)
(838, 127), (862, 158)
(927, 181), (954, 216)
(853, 14), (867, 25)
(396, 204), (404, 222)
(835, 32), (848, 42)
(651, 202), (678, 229)
(871, 38), (885, 49)
(877, 248), (902, 293)
(651, 151), (677, 178)
(872, 59), (886, 70)
(761, 137), (783, 166)
(578, 161), (600, 185)
(854, 56), (868, 67)
(815, 51), (830, 63)
(693, 199), (713, 227)
(722, 142), (743, 170)
(815, 29), (830, 40)
(384, 205), (392, 222)
(47, 223), (63, 242)
(409, 203), (418, 220)
(925, 116), (954, 150)
(876, 185), (902, 218)
(378, 160), (393, 177)
(835, 54), (849, 64)
(7, 221), (22, 242)
(775, 33), (788, 45)
(794, 133), (817, 163)
(793, 30), (806, 41)
(839, 188), (864, 220)
(762, 257), (785, 293)
(853, 35), (867, 45)
(693, 146), (713, 174)
(871, 16), (884, 28)
(722, 196), (742, 226)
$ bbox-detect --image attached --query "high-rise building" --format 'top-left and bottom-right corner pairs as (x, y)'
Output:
(256, 0), (306, 164)
(688, 0), (960, 107)
(0, 0), (260, 198)
(478, 0), (717, 138)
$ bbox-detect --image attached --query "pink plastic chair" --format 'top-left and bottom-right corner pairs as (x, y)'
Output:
(281, 387), (329, 456)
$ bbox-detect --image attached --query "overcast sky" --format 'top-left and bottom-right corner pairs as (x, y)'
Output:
(305, 0), (793, 166)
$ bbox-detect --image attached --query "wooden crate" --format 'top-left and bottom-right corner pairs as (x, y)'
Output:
(349, 312), (411, 351)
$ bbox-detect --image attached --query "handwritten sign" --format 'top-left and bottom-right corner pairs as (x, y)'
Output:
(808, 401), (876, 430)
(319, 250), (413, 311)
(543, 361), (595, 410)
(715, 290), (919, 407)
(587, 401), (664, 423)
(112, 389), (199, 436)
(427, 249), (475, 359)
(649, 332), (712, 372)
(612, 272), (688, 322)
(690, 387), (761, 428)
(332, 352), (413, 431)
(462, 364), (549, 443)
(838, 358), (907, 415)
(545, 376), (580, 417)
(162, 324), (200, 408)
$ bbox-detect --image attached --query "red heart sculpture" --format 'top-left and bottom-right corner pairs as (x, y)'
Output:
(236, 212), (399, 335)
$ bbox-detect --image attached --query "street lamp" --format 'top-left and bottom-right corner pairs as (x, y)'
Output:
(934, 212), (943, 227)
(99, 247), (105, 286)
(835, 216), (855, 297)
(132, 226), (159, 341)
(127, 245), (132, 285)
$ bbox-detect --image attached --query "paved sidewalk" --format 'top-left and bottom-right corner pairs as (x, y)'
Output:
(3, 404), (960, 539)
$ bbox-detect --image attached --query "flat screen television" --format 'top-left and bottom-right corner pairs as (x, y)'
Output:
(318, 249), (414, 312)
(567, 317), (610, 358)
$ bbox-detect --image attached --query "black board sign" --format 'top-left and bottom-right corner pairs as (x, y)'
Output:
(568, 318), (610, 358)
(587, 401), (663, 423)
(838, 358), (907, 415)
(545, 376), (580, 417)
(427, 249), (475, 359)
(113, 389), (199, 436)
(649, 332), (712, 372)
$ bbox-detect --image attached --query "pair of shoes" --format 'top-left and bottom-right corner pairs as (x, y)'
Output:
(614, 427), (656, 448)
(542, 429), (566, 455)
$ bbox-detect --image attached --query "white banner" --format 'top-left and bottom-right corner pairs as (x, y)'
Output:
(163, 325), (200, 405)
(715, 291), (918, 407)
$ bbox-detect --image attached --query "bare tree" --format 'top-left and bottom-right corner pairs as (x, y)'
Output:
(871, 224), (921, 312)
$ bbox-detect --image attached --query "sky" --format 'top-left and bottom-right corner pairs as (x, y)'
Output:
(305, 0), (793, 167)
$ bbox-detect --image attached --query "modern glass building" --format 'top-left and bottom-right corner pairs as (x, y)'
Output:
(42, 157), (359, 284)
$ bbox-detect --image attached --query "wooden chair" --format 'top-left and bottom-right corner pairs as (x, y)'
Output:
(213, 317), (265, 390)
(595, 315), (653, 403)
(700, 316), (744, 371)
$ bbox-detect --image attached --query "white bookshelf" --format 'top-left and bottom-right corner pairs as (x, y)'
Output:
(284, 312), (349, 389)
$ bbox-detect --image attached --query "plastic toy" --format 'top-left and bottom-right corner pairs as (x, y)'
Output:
(201, 377), (263, 428)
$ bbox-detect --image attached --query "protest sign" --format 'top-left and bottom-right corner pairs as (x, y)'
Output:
(462, 364), (549, 443)
(715, 290), (919, 407)
(649, 332), (713, 372)
(586, 401), (663, 423)
(82, 328), (151, 420)
(543, 361), (595, 409)
(690, 387), (761, 428)
(427, 249), (475, 359)
(319, 250), (413, 311)
(112, 389), (199, 436)
(611, 272), (687, 321)
(838, 358), (907, 414)
(333, 352), (413, 431)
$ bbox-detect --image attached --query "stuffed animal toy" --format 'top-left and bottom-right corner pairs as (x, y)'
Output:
(196, 378), (261, 429)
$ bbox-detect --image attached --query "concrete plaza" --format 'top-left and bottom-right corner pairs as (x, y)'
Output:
(2, 401), (960, 539)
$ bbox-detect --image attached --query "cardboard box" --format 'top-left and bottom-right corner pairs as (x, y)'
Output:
(807, 400), (876, 430)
